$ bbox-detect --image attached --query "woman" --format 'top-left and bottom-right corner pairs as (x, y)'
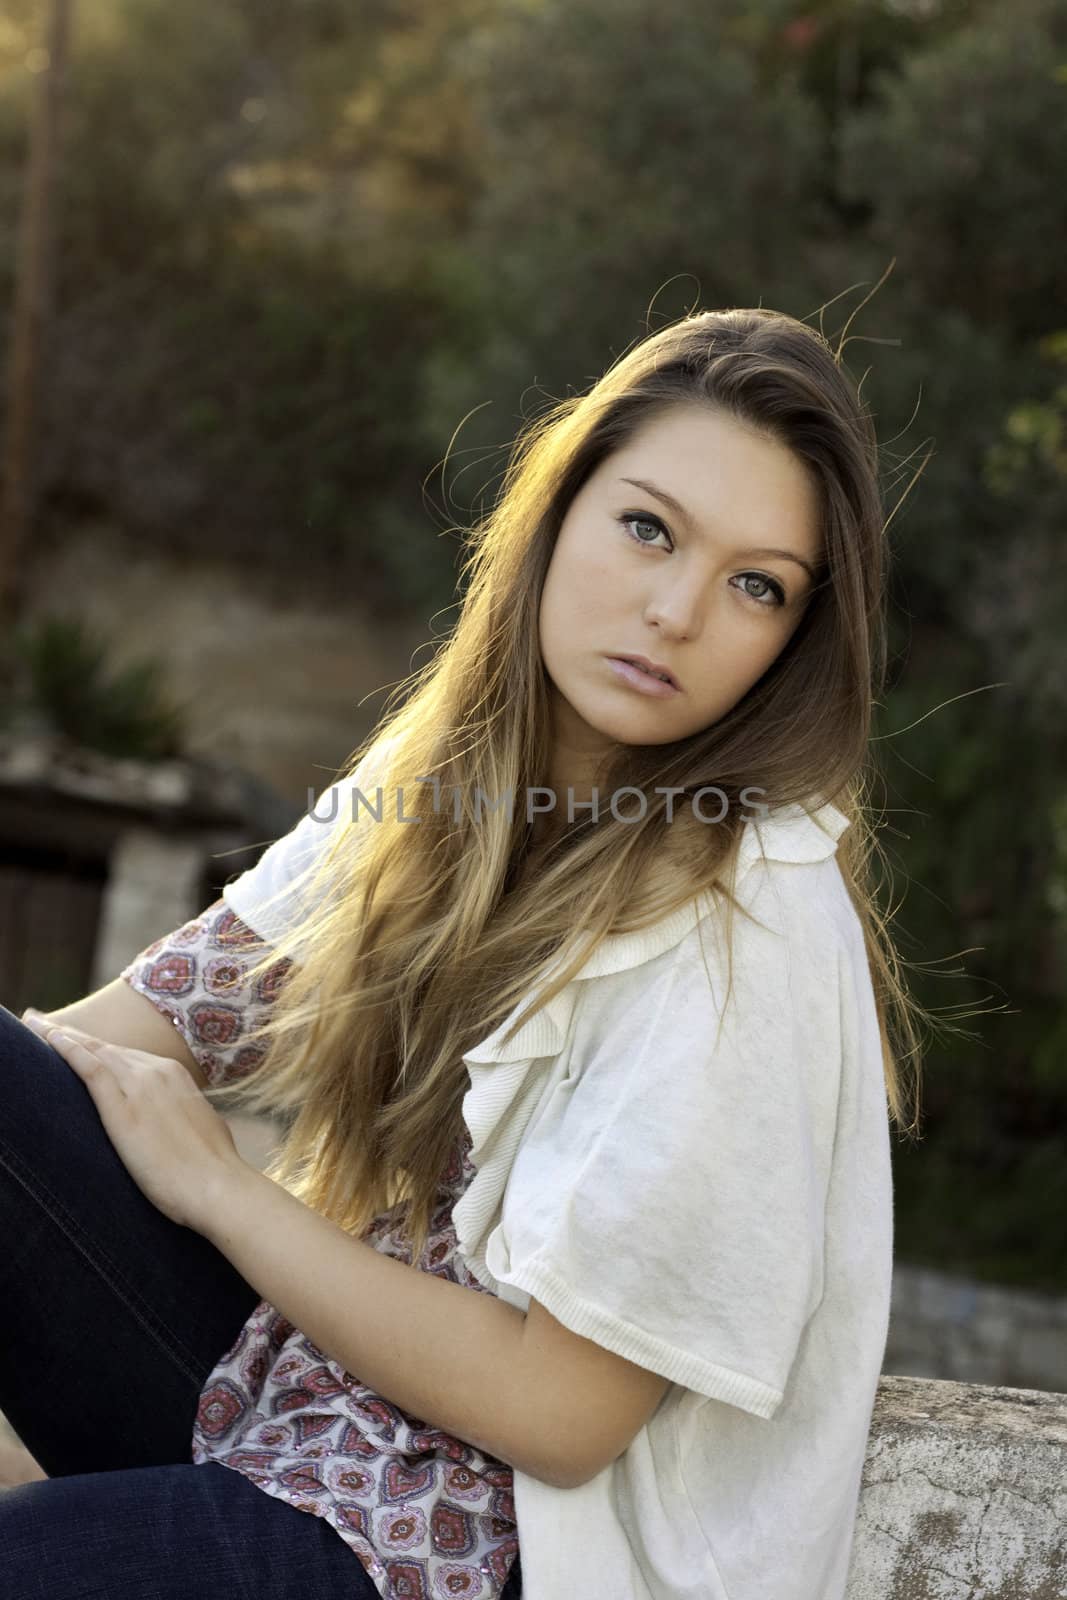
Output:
(3, 308), (939, 1599)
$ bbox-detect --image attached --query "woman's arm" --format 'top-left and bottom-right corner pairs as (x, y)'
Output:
(117, 897), (288, 1094)
(204, 1163), (670, 1491)
(23, 1002), (667, 1489)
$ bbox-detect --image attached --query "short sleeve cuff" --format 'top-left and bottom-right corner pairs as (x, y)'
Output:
(497, 1253), (785, 1420)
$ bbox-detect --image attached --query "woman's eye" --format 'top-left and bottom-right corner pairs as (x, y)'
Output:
(733, 573), (786, 608)
(618, 512), (671, 549)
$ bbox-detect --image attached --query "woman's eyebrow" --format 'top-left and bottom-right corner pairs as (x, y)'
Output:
(619, 476), (819, 583)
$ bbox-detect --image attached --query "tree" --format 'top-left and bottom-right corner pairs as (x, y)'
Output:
(0, 0), (74, 632)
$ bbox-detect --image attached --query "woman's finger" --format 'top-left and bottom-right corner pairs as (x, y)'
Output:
(24, 1016), (95, 1058)
(24, 1013), (179, 1076)
(46, 1028), (101, 1069)
(23, 1011), (102, 1047)
(26, 1015), (115, 1067)
(42, 1025), (120, 1084)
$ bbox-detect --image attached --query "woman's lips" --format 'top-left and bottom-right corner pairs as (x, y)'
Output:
(606, 656), (682, 698)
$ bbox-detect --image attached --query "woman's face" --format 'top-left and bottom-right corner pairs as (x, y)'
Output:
(538, 403), (824, 793)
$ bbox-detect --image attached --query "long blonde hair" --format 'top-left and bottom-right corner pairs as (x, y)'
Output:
(212, 307), (976, 1264)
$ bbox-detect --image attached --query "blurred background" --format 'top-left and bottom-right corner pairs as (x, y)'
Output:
(0, 0), (1064, 1441)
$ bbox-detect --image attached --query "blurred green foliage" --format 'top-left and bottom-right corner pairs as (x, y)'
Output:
(5, 615), (188, 759)
(0, 0), (1064, 1285)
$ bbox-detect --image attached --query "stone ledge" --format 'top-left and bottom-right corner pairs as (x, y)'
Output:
(848, 1374), (1067, 1597)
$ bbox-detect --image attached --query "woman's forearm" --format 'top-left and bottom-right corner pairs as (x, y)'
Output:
(202, 1165), (565, 1486)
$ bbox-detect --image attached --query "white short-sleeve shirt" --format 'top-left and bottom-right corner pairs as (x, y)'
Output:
(222, 752), (893, 1600)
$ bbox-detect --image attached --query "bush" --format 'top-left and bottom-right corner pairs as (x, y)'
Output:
(7, 613), (189, 761)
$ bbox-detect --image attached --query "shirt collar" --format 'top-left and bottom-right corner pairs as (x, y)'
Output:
(463, 800), (850, 1063)
(575, 798), (849, 982)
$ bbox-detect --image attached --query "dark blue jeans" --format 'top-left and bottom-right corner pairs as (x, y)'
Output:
(0, 1004), (522, 1598)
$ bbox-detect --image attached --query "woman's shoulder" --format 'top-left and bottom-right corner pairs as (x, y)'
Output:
(566, 797), (856, 990)
(736, 794), (850, 876)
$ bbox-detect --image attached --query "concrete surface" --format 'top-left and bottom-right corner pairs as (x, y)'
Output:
(848, 1374), (1067, 1597)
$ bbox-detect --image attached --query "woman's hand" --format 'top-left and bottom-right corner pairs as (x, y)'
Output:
(21, 1011), (253, 1234)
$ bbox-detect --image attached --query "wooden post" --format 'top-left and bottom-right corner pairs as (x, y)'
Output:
(0, 0), (74, 635)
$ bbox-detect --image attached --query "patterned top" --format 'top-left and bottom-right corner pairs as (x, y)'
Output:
(120, 897), (522, 1600)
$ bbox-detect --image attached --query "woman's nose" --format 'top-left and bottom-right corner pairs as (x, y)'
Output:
(643, 576), (707, 642)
